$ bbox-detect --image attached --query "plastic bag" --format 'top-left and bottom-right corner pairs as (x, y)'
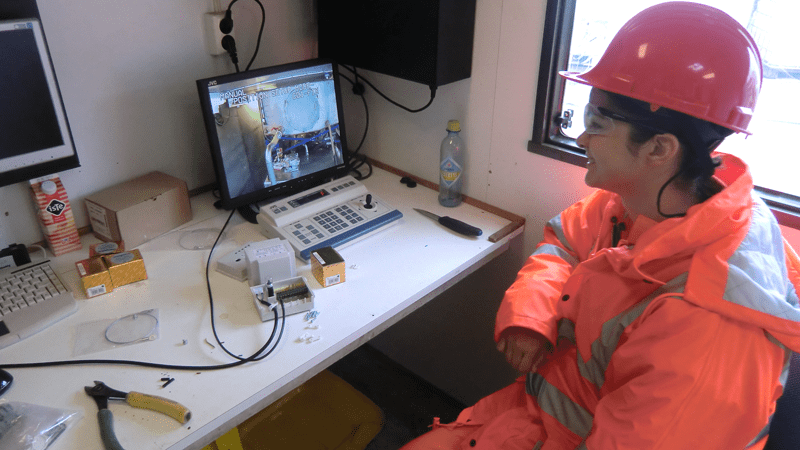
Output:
(0, 400), (81, 450)
(73, 308), (160, 356)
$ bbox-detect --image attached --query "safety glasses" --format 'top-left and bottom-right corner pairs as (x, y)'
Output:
(583, 103), (665, 136)
(584, 103), (630, 135)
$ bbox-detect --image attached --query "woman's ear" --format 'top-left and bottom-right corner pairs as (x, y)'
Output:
(647, 133), (682, 167)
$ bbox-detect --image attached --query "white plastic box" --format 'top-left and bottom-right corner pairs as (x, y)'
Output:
(245, 238), (296, 287)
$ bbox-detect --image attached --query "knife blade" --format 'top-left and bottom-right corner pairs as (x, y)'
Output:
(413, 208), (483, 237)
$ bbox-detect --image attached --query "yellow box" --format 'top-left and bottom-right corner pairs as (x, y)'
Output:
(103, 249), (147, 287)
(75, 257), (113, 298)
(89, 240), (125, 258)
(311, 247), (345, 287)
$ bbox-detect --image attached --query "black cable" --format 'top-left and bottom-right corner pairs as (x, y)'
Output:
(223, 0), (266, 72)
(0, 209), (287, 371)
(205, 210), (286, 361)
(337, 72), (373, 180)
(349, 155), (373, 180)
(338, 73), (369, 155)
(340, 65), (437, 113)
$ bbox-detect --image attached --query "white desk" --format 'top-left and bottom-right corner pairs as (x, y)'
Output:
(0, 166), (524, 450)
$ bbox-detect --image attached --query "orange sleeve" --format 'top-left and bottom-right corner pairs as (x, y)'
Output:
(587, 296), (785, 449)
(495, 191), (610, 343)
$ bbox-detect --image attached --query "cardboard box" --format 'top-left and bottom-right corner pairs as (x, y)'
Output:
(84, 172), (192, 248)
(89, 240), (125, 258)
(76, 257), (113, 298)
(104, 249), (148, 287)
(311, 247), (345, 287)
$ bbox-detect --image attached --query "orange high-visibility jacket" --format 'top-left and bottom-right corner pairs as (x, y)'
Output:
(456, 155), (800, 450)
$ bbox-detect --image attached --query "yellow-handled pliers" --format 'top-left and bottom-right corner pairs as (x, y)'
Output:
(85, 380), (192, 450)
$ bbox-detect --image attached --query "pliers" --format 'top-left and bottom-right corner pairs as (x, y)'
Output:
(84, 381), (192, 450)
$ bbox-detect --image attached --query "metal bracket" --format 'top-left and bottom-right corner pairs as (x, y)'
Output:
(557, 109), (573, 129)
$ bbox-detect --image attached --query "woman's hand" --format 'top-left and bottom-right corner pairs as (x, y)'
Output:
(497, 327), (554, 373)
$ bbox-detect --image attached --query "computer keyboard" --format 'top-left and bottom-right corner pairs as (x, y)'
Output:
(0, 260), (77, 350)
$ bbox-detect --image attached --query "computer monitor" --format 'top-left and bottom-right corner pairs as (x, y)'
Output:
(0, 18), (80, 188)
(196, 59), (350, 210)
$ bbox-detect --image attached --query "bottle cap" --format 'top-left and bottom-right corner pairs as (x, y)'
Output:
(446, 120), (460, 132)
(41, 180), (57, 195)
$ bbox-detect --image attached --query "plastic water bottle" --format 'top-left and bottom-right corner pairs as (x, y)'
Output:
(438, 120), (464, 207)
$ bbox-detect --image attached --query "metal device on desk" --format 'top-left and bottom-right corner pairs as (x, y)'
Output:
(256, 175), (403, 261)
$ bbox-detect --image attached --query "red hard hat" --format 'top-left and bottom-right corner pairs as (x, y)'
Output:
(560, 1), (762, 134)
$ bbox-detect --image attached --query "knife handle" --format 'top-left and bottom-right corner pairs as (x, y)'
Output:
(439, 216), (482, 236)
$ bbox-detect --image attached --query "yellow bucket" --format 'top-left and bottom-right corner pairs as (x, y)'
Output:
(203, 370), (384, 450)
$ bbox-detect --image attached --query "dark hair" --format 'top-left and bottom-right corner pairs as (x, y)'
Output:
(603, 91), (734, 216)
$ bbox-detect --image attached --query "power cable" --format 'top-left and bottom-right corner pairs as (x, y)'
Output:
(339, 65), (437, 113)
(338, 71), (372, 180)
(220, 0), (266, 73)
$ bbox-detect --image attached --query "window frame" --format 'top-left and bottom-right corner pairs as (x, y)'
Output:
(528, 0), (800, 230)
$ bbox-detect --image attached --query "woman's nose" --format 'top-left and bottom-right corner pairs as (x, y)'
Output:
(576, 132), (589, 149)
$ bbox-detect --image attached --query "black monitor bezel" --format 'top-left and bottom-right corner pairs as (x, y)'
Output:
(0, 18), (80, 188)
(196, 58), (350, 210)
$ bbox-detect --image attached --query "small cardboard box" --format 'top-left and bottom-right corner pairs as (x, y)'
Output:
(84, 172), (192, 248)
(103, 249), (148, 287)
(311, 246), (345, 287)
(89, 240), (125, 258)
(76, 257), (113, 298)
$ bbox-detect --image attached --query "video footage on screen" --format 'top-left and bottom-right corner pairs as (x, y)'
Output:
(206, 65), (344, 200)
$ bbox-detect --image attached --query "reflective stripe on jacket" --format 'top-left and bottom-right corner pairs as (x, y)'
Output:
(468, 154), (800, 450)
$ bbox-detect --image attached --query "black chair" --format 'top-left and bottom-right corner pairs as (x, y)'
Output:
(763, 351), (800, 449)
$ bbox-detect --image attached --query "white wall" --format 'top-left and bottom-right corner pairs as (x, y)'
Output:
(0, 0), (317, 248)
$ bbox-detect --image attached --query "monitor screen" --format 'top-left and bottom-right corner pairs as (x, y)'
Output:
(196, 59), (350, 210)
(0, 18), (80, 188)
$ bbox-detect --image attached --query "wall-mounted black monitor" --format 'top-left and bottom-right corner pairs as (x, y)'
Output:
(196, 59), (350, 210)
(0, 18), (80, 188)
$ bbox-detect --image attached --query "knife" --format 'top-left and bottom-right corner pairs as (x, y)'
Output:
(413, 208), (483, 237)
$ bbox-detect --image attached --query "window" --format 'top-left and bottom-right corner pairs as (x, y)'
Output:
(530, 0), (800, 229)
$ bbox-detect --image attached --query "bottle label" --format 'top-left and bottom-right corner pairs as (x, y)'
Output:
(440, 157), (462, 187)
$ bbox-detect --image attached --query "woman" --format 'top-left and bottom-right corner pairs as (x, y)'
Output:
(401, 2), (800, 449)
